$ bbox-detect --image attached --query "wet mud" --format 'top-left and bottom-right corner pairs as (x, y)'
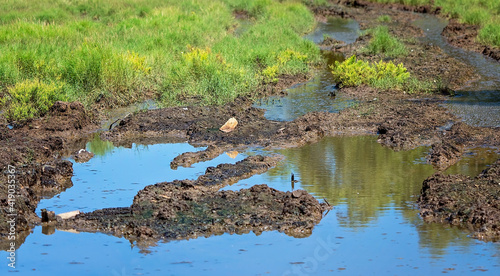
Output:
(419, 160), (500, 240)
(442, 19), (500, 62)
(0, 102), (95, 236)
(56, 156), (331, 245)
(1, 0), (500, 247)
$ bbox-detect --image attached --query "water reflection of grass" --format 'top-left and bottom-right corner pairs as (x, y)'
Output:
(268, 136), (435, 226)
(87, 134), (114, 157)
(267, 135), (482, 254)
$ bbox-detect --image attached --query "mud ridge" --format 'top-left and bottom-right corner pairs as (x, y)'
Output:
(418, 159), (500, 240)
(56, 156), (331, 245)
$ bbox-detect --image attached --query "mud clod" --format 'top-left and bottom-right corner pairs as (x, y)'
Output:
(170, 145), (224, 169)
(418, 160), (500, 240)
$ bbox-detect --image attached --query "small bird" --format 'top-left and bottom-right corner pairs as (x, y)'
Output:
(291, 173), (299, 190)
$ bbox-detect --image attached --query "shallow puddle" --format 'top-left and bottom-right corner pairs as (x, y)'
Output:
(444, 147), (500, 177)
(253, 68), (356, 121)
(36, 138), (247, 215)
(304, 17), (360, 45)
(8, 136), (500, 275)
(413, 14), (500, 127)
(253, 18), (360, 121)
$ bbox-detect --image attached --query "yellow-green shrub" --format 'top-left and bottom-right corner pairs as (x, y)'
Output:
(1, 79), (68, 121)
(331, 55), (410, 90)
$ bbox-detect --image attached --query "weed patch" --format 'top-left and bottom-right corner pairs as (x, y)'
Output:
(364, 26), (407, 57)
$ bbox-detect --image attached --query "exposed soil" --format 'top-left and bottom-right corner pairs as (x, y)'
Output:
(0, 101), (96, 248)
(442, 19), (500, 62)
(56, 156), (331, 246)
(419, 160), (500, 241)
(1, 0), (500, 248)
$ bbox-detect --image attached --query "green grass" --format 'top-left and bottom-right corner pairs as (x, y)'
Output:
(368, 0), (500, 47)
(364, 26), (407, 57)
(377, 15), (392, 23)
(0, 0), (321, 122)
(331, 55), (409, 89)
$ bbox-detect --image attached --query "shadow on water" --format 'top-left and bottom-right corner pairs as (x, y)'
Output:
(413, 14), (500, 127)
(253, 18), (360, 121)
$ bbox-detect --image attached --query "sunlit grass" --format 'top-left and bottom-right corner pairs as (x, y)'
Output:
(0, 0), (321, 121)
(368, 0), (500, 47)
(364, 26), (408, 57)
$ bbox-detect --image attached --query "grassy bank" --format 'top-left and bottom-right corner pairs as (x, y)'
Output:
(0, 0), (321, 121)
(368, 0), (500, 47)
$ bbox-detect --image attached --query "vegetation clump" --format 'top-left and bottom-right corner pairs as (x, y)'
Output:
(1, 79), (68, 121)
(364, 26), (407, 57)
(369, 0), (500, 47)
(331, 55), (435, 93)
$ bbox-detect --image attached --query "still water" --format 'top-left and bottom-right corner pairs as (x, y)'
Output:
(4, 12), (500, 276)
(6, 136), (500, 275)
(253, 17), (360, 122)
(413, 14), (500, 127)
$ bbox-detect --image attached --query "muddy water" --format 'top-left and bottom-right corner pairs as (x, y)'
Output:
(304, 17), (360, 45)
(253, 18), (360, 121)
(413, 15), (500, 127)
(101, 100), (157, 131)
(9, 137), (500, 275)
(253, 66), (356, 121)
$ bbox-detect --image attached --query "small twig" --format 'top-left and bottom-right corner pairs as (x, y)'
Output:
(323, 198), (331, 206)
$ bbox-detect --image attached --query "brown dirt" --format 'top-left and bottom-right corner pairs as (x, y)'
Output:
(1, 0), (500, 248)
(170, 145), (225, 169)
(418, 159), (500, 241)
(0, 101), (96, 245)
(56, 156), (331, 245)
(442, 19), (500, 62)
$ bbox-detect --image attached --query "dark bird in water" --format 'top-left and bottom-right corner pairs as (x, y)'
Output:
(291, 173), (299, 190)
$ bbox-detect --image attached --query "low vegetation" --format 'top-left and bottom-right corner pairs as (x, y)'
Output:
(377, 15), (392, 23)
(364, 26), (407, 57)
(331, 55), (434, 94)
(369, 0), (500, 47)
(0, 0), (321, 121)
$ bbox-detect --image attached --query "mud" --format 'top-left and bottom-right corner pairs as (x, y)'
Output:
(170, 145), (224, 169)
(0, 101), (95, 241)
(419, 159), (500, 240)
(442, 19), (500, 62)
(1, 0), (500, 247)
(56, 156), (331, 245)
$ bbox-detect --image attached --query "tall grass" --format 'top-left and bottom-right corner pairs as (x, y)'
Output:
(0, 0), (321, 121)
(368, 0), (500, 47)
(364, 26), (407, 57)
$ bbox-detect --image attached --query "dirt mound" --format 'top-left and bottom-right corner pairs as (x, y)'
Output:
(56, 156), (330, 245)
(170, 145), (224, 169)
(0, 101), (95, 242)
(418, 159), (500, 240)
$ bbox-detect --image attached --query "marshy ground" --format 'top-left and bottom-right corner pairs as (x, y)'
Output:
(1, 0), (500, 260)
